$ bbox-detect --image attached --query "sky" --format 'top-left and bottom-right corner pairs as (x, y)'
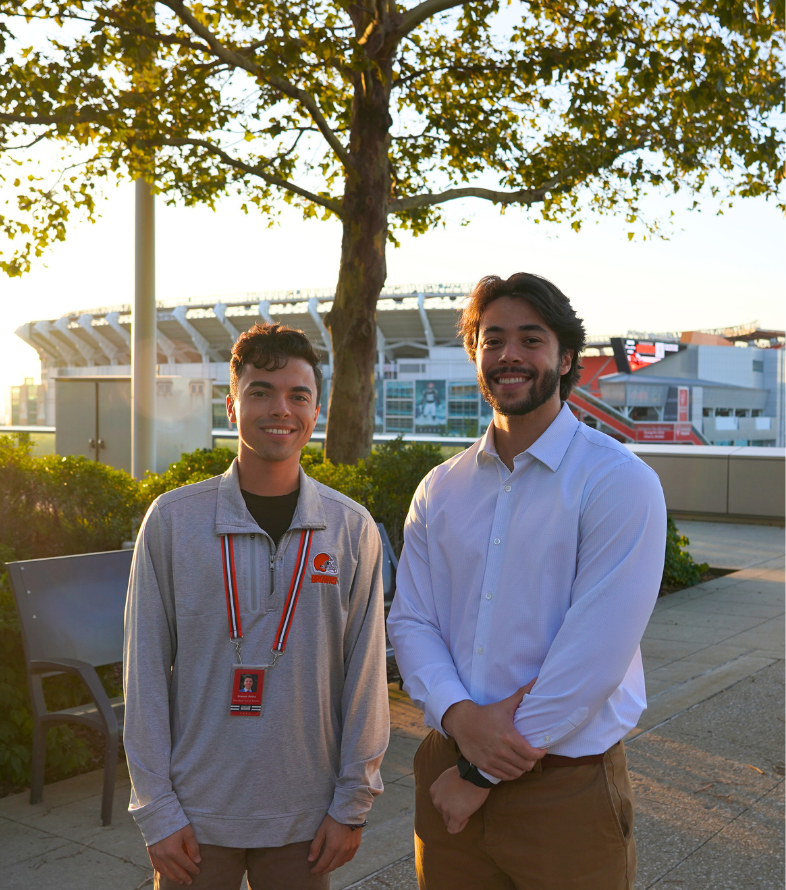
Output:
(0, 176), (783, 398)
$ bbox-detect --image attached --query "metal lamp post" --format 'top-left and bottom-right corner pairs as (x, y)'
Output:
(132, 178), (157, 479)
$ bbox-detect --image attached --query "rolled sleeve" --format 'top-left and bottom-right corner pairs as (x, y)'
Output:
(513, 459), (667, 748)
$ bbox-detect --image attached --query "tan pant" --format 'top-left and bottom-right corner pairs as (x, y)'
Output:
(414, 730), (636, 890)
(154, 840), (330, 890)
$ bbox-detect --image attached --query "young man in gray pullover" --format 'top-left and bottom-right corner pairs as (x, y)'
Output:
(124, 323), (390, 889)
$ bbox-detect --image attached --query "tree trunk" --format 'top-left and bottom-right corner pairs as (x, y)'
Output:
(324, 62), (392, 465)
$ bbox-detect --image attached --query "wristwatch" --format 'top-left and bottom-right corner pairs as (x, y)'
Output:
(457, 755), (495, 789)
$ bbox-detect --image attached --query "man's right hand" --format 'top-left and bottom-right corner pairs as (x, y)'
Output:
(147, 824), (201, 886)
(441, 679), (546, 781)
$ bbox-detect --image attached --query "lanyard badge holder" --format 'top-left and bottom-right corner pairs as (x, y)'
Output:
(221, 529), (313, 717)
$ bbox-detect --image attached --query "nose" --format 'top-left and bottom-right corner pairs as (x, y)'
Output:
(498, 337), (524, 365)
(268, 393), (291, 417)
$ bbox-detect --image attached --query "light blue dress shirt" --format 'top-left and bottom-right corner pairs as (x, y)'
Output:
(387, 403), (667, 761)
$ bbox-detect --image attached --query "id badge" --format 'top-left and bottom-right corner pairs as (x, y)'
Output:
(229, 665), (266, 717)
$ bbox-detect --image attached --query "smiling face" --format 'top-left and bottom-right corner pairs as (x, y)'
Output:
(227, 358), (320, 465)
(243, 677), (254, 690)
(476, 296), (573, 418)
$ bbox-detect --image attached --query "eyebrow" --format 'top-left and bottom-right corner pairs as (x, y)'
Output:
(246, 380), (313, 395)
(481, 324), (549, 335)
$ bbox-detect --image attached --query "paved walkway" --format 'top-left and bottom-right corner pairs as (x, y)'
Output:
(1, 525), (782, 889)
(673, 520), (784, 571)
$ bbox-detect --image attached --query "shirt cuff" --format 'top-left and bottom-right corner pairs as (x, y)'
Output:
(477, 768), (501, 785)
(328, 787), (374, 826)
(514, 705), (588, 749)
(424, 679), (473, 737)
(131, 792), (190, 847)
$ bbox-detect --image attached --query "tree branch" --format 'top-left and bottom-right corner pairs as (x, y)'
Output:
(157, 0), (353, 169)
(390, 170), (571, 211)
(0, 109), (98, 126)
(394, 0), (468, 38)
(155, 136), (343, 216)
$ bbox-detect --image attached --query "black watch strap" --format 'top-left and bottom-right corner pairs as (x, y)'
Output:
(456, 755), (495, 789)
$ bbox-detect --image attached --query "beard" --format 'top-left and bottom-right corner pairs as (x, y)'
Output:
(478, 362), (561, 417)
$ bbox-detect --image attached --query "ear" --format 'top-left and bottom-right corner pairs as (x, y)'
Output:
(560, 349), (574, 377)
(227, 393), (237, 424)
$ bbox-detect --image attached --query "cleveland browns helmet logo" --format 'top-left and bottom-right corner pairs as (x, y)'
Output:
(312, 553), (338, 576)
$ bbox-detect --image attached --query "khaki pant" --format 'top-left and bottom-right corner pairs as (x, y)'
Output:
(414, 730), (636, 890)
(154, 840), (330, 890)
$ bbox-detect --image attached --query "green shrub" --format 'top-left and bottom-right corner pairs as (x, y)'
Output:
(363, 440), (444, 555)
(139, 446), (237, 506)
(0, 435), (142, 791)
(300, 439), (444, 555)
(661, 516), (709, 593)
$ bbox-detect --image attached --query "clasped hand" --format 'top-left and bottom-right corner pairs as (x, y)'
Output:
(431, 679), (546, 835)
(441, 678), (545, 780)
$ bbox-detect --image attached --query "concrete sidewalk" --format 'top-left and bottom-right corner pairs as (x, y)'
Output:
(673, 520), (784, 571)
(1, 528), (782, 889)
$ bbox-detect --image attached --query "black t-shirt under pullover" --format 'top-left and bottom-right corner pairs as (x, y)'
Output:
(240, 488), (300, 547)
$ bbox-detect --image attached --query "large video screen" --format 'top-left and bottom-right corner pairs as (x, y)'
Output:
(611, 338), (681, 373)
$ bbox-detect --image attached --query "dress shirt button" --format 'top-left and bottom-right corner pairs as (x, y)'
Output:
(544, 736), (551, 742)
(504, 485), (511, 492)
(485, 592), (492, 600)
(477, 647), (484, 655)
(493, 538), (500, 545)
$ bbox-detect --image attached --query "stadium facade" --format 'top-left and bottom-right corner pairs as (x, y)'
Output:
(8, 287), (785, 462)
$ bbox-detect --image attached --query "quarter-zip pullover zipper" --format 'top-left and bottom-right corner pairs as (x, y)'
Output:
(249, 534), (259, 612)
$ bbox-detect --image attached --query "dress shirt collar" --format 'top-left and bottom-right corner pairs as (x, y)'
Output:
(477, 401), (579, 473)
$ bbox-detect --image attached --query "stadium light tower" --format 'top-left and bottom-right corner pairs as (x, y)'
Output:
(132, 178), (156, 479)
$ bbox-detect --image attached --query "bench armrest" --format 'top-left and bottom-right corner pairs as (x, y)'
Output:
(29, 658), (120, 732)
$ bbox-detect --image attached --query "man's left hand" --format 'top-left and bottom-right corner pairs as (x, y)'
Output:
(430, 766), (491, 834)
(308, 814), (363, 875)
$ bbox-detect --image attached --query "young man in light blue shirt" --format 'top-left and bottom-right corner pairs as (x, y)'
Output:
(388, 273), (667, 889)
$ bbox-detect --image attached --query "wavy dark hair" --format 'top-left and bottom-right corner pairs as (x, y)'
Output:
(459, 273), (586, 400)
(230, 322), (323, 404)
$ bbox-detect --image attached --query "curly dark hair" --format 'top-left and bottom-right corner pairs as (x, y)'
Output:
(230, 322), (323, 404)
(458, 273), (586, 400)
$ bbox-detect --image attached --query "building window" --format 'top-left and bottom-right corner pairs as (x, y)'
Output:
(385, 381), (414, 432)
(446, 382), (480, 438)
(753, 360), (764, 372)
(703, 407), (714, 417)
(11, 387), (21, 425)
(734, 408), (749, 417)
(212, 384), (232, 430)
(715, 408), (732, 416)
(752, 409), (762, 417)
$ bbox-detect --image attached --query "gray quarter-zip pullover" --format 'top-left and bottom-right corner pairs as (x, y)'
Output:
(123, 460), (390, 848)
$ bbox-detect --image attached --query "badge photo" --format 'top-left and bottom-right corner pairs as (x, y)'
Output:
(229, 666), (266, 716)
(312, 552), (339, 585)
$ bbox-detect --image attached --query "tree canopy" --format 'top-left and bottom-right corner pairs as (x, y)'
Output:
(0, 0), (782, 461)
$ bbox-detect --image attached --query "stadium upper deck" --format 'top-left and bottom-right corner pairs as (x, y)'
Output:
(15, 284), (616, 370)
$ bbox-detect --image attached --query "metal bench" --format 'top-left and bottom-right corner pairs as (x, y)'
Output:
(6, 549), (132, 826)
